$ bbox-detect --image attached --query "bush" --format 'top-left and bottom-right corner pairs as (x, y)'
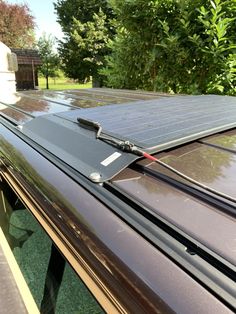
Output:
(102, 0), (236, 95)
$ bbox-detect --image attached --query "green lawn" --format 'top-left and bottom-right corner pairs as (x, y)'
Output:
(38, 77), (92, 90)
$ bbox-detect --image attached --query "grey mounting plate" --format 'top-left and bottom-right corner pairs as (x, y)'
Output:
(20, 114), (139, 182)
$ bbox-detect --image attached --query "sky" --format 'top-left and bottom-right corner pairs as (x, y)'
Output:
(7, 0), (63, 40)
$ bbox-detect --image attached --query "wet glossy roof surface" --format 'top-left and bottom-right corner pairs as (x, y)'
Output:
(0, 88), (166, 124)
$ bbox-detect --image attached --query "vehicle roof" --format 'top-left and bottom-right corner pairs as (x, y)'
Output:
(0, 88), (236, 312)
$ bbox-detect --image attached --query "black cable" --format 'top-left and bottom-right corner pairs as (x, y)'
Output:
(154, 159), (236, 203)
(77, 116), (236, 203)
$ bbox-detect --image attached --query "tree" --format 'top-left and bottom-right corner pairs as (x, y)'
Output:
(54, 0), (115, 86)
(102, 0), (236, 95)
(0, 1), (35, 48)
(37, 34), (60, 89)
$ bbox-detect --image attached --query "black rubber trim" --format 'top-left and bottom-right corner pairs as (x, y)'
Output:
(199, 139), (236, 154)
(134, 163), (236, 218)
(0, 112), (18, 126)
(106, 178), (236, 275)
(0, 101), (35, 118)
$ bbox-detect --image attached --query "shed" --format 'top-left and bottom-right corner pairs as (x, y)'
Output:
(11, 49), (42, 90)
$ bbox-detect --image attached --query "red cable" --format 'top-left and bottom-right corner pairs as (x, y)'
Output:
(142, 152), (158, 161)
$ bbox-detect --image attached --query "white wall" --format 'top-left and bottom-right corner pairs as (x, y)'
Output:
(0, 41), (17, 104)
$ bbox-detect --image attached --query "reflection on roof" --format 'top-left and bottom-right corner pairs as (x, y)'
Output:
(0, 88), (166, 124)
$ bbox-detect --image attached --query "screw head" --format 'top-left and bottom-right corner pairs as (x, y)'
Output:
(17, 125), (23, 130)
(89, 172), (101, 182)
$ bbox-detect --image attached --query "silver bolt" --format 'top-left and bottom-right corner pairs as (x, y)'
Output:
(89, 172), (101, 182)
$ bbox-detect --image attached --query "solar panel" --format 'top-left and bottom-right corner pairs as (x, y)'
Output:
(21, 94), (236, 182)
(58, 95), (236, 152)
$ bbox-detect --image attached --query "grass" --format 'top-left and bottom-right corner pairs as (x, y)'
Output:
(38, 77), (92, 90)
